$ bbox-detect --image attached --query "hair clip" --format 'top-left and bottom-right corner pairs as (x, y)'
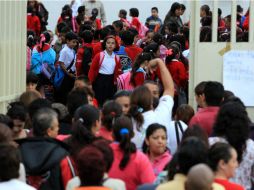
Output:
(165, 49), (173, 56)
(39, 34), (46, 50)
(79, 118), (84, 123)
(120, 128), (129, 135)
(137, 107), (144, 113)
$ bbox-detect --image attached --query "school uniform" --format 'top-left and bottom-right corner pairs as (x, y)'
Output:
(124, 45), (143, 63)
(88, 51), (121, 106)
(27, 13), (41, 36)
(132, 67), (146, 87)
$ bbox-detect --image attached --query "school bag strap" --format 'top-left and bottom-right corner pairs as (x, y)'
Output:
(66, 51), (76, 72)
(98, 51), (120, 68)
(174, 120), (184, 146)
(66, 156), (76, 177)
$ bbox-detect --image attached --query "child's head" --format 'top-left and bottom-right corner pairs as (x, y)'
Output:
(102, 35), (119, 52)
(144, 30), (155, 45)
(143, 42), (160, 58)
(165, 22), (178, 35)
(129, 8), (139, 17)
(91, 8), (99, 21)
(114, 91), (131, 115)
(27, 30), (36, 48)
(165, 44), (180, 63)
(26, 72), (38, 91)
(65, 32), (78, 49)
(128, 27), (139, 44)
(175, 104), (195, 125)
(119, 9), (127, 19)
(102, 100), (122, 131)
(194, 81), (207, 108)
(144, 80), (160, 99)
(81, 30), (94, 43)
(112, 20), (124, 33)
(200, 4), (211, 18)
(151, 7), (159, 17)
(59, 26), (71, 44)
(152, 33), (165, 45)
(143, 123), (167, 155)
(78, 5), (85, 15)
(121, 30), (134, 45)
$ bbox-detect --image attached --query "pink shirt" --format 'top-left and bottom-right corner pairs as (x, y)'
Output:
(97, 127), (113, 141)
(148, 151), (172, 176)
(108, 143), (156, 190)
(189, 106), (220, 136)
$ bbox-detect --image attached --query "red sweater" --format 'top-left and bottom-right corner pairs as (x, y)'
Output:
(76, 43), (93, 77)
(88, 52), (122, 83)
(27, 14), (41, 36)
(92, 42), (103, 57)
(131, 17), (141, 31)
(133, 72), (145, 87)
(214, 178), (244, 190)
(125, 45), (143, 63)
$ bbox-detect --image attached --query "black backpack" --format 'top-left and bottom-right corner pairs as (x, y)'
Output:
(81, 46), (93, 76)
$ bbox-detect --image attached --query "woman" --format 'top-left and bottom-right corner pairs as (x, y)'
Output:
(163, 2), (183, 30)
(208, 142), (244, 190)
(209, 101), (254, 190)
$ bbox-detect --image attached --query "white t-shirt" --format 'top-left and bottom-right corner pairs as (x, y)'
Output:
(167, 120), (188, 154)
(99, 51), (116, 75)
(132, 95), (174, 150)
(0, 179), (35, 190)
(59, 44), (76, 72)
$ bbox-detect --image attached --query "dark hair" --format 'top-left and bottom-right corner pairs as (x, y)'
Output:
(208, 142), (234, 172)
(101, 35), (119, 51)
(81, 30), (94, 43)
(78, 5), (85, 14)
(38, 31), (51, 52)
(195, 81), (207, 95)
(0, 144), (20, 182)
(28, 98), (52, 119)
(32, 108), (58, 137)
(77, 146), (105, 186)
(129, 8), (139, 17)
(65, 31), (78, 41)
(143, 42), (160, 58)
(218, 8), (222, 17)
(57, 22), (68, 33)
(128, 27), (139, 37)
(100, 27), (111, 41)
(200, 26), (212, 42)
(165, 44), (180, 64)
(201, 5), (211, 16)
(237, 5), (243, 13)
(67, 88), (88, 117)
(113, 116), (136, 169)
(152, 33), (165, 45)
(182, 125), (209, 148)
(142, 123), (167, 153)
(67, 105), (100, 158)
(60, 25), (71, 34)
(7, 103), (27, 122)
(166, 22), (178, 34)
(128, 86), (152, 130)
(0, 124), (13, 143)
(175, 104), (195, 125)
(92, 139), (114, 172)
(27, 30), (36, 48)
(26, 72), (39, 84)
(121, 30), (134, 45)
(113, 20), (124, 31)
(223, 90), (235, 103)
(102, 100), (123, 131)
(204, 81), (224, 106)
(213, 102), (249, 163)
(168, 34), (186, 52)
(114, 90), (131, 99)
(151, 7), (158, 12)
(201, 16), (212, 27)
(169, 2), (181, 16)
(130, 53), (152, 87)
(176, 137), (208, 174)
(180, 4), (186, 11)
(119, 9), (127, 18)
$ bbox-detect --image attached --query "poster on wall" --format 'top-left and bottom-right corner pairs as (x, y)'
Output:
(223, 50), (254, 107)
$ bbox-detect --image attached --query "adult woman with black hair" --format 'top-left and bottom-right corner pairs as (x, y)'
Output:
(108, 116), (155, 190)
(209, 101), (254, 190)
(164, 2), (183, 30)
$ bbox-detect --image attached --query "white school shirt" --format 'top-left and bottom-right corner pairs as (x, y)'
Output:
(132, 95), (174, 150)
(99, 51), (116, 75)
(0, 179), (36, 190)
(59, 44), (76, 72)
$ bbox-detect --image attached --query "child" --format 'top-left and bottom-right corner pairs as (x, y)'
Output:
(114, 90), (131, 115)
(90, 8), (102, 30)
(130, 52), (152, 87)
(145, 7), (162, 31)
(119, 9), (130, 30)
(27, 6), (41, 37)
(55, 32), (78, 104)
(26, 72), (39, 91)
(129, 8), (141, 32)
(97, 100), (123, 141)
(88, 35), (122, 106)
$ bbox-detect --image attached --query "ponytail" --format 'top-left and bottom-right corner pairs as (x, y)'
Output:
(38, 31), (51, 52)
(113, 116), (136, 170)
(165, 45), (180, 64)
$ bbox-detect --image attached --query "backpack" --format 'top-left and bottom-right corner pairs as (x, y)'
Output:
(26, 171), (51, 189)
(116, 46), (132, 73)
(117, 71), (133, 90)
(139, 22), (149, 38)
(81, 46), (93, 76)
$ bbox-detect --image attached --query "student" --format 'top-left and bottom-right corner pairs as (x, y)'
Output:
(143, 42), (160, 59)
(189, 81), (224, 136)
(27, 5), (41, 37)
(208, 143), (244, 190)
(194, 81), (207, 109)
(57, 5), (78, 33)
(130, 53), (152, 88)
(118, 9), (130, 30)
(0, 144), (36, 190)
(55, 32), (78, 104)
(90, 8), (102, 30)
(146, 7), (162, 31)
(129, 8), (141, 32)
(97, 100), (123, 141)
(200, 4), (212, 18)
(143, 123), (172, 176)
(114, 90), (131, 115)
(108, 116), (156, 190)
(129, 58), (174, 150)
(26, 72), (39, 91)
(112, 20), (124, 35)
(88, 35), (121, 106)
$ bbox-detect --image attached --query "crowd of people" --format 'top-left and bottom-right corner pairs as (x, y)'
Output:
(0, 0), (253, 190)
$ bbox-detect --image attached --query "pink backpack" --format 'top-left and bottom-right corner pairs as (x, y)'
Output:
(117, 71), (134, 91)
(139, 22), (149, 38)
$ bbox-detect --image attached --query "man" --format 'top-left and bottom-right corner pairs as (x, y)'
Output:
(189, 81), (224, 136)
(83, 0), (106, 26)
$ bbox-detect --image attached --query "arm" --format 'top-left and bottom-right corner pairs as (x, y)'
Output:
(148, 58), (174, 97)
(88, 53), (100, 83)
